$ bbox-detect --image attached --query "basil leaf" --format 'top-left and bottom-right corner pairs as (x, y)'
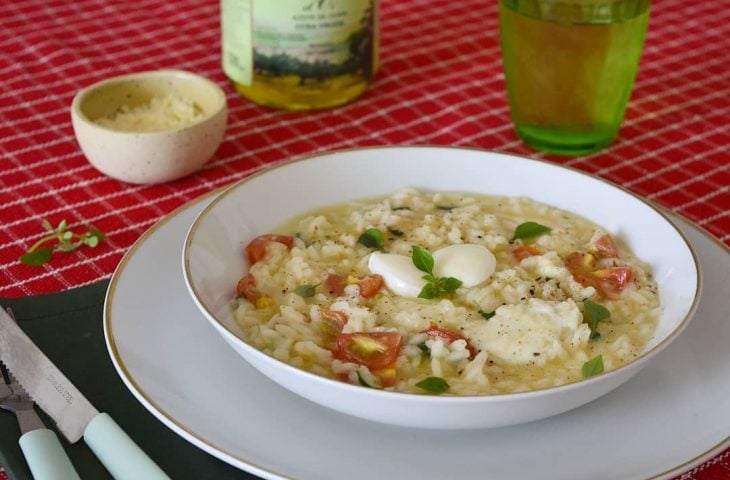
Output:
(583, 299), (610, 339)
(439, 277), (462, 293)
(84, 231), (102, 248)
(416, 376), (449, 394)
(412, 246), (434, 274)
(19, 247), (53, 266)
(88, 228), (106, 242)
(421, 273), (437, 283)
(358, 228), (384, 249)
(582, 355), (604, 378)
(417, 342), (431, 356)
(479, 309), (495, 320)
(294, 284), (317, 298)
(511, 221), (551, 241)
(418, 283), (439, 299)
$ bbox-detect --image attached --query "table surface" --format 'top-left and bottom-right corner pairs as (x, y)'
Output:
(0, 0), (728, 479)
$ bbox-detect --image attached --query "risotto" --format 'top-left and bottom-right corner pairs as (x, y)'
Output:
(233, 189), (660, 395)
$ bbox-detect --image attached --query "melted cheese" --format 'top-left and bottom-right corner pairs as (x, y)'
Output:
(463, 298), (590, 365)
(368, 244), (496, 298)
(367, 252), (426, 297)
(432, 244), (495, 287)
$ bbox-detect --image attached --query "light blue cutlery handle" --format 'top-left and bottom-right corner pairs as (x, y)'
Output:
(19, 429), (81, 480)
(84, 412), (169, 480)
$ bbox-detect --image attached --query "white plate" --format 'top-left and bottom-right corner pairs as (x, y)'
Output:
(105, 186), (729, 480)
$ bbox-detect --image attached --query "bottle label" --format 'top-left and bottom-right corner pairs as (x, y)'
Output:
(221, 0), (254, 85)
(222, 0), (376, 86)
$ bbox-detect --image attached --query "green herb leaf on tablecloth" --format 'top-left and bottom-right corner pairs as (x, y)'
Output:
(19, 219), (105, 266)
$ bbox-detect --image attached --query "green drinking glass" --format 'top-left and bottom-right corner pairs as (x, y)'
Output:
(499, 0), (650, 155)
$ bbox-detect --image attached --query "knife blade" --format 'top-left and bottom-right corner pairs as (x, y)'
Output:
(0, 307), (169, 480)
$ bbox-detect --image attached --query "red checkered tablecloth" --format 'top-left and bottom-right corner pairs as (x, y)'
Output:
(0, 0), (728, 479)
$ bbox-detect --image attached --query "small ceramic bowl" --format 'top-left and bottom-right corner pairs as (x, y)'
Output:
(71, 70), (227, 184)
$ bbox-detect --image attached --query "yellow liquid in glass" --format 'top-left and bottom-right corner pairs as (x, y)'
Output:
(500, 0), (650, 154)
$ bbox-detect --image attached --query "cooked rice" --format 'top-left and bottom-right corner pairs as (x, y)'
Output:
(233, 189), (660, 395)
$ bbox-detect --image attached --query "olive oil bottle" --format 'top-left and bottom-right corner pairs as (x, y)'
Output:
(221, 0), (379, 110)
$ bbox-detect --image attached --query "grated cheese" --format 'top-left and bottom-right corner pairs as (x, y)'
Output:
(94, 94), (204, 132)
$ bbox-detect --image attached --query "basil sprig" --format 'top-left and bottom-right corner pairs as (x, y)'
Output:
(20, 219), (105, 266)
(412, 246), (462, 299)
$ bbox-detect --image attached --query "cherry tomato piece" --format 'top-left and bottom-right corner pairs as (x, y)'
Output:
(236, 273), (258, 303)
(358, 274), (384, 298)
(590, 234), (620, 259)
(325, 273), (347, 296)
(245, 234), (295, 264)
(512, 245), (542, 262)
(335, 332), (402, 371)
(319, 308), (348, 338)
(565, 251), (633, 298)
(593, 267), (633, 292)
(565, 251), (606, 296)
(421, 322), (478, 359)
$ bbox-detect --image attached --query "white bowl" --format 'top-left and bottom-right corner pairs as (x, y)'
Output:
(71, 69), (227, 184)
(182, 147), (700, 429)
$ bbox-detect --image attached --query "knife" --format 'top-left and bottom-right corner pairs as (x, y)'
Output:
(0, 308), (169, 480)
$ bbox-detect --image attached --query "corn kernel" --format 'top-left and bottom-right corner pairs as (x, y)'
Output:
(256, 295), (273, 309)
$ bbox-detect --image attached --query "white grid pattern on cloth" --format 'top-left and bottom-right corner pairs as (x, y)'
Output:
(0, 0), (727, 284)
(0, 0), (728, 477)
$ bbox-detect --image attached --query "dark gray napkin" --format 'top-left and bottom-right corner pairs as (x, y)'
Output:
(0, 281), (256, 479)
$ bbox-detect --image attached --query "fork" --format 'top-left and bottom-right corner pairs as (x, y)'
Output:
(1, 358), (80, 479)
(1, 367), (45, 432)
